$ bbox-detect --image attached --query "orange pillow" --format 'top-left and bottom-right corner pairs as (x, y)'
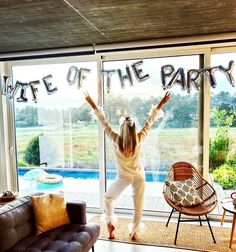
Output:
(30, 193), (70, 235)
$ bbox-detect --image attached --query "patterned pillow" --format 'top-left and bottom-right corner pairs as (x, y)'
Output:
(165, 178), (203, 207)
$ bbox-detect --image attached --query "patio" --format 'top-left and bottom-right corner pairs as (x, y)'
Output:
(19, 175), (230, 216)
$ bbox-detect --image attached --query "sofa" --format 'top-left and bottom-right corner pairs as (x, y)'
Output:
(0, 196), (100, 252)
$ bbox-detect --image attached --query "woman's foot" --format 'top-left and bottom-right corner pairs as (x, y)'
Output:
(107, 223), (115, 239)
(130, 232), (137, 241)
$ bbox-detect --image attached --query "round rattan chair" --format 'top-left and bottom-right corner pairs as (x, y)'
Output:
(163, 162), (218, 245)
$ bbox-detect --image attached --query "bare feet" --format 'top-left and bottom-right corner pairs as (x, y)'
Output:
(130, 232), (137, 241)
(107, 223), (115, 239)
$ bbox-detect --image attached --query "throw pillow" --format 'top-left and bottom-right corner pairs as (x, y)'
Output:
(165, 178), (203, 207)
(30, 193), (70, 235)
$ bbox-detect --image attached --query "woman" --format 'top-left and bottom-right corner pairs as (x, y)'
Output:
(84, 91), (170, 240)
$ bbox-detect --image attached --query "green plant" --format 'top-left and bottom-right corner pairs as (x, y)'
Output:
(23, 135), (40, 166)
(210, 107), (236, 169)
(212, 164), (236, 190)
(17, 161), (28, 167)
(227, 151), (236, 165)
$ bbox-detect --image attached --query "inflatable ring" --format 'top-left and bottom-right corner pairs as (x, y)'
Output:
(36, 174), (63, 184)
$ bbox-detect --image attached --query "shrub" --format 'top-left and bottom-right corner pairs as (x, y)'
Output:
(23, 135), (40, 166)
(227, 151), (236, 165)
(209, 137), (229, 169)
(17, 161), (28, 167)
(212, 164), (236, 190)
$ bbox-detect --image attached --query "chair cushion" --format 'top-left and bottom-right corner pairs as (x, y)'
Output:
(7, 223), (100, 252)
(165, 178), (203, 207)
(30, 193), (70, 235)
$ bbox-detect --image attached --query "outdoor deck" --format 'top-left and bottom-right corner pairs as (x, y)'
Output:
(63, 177), (231, 217)
(19, 175), (231, 217)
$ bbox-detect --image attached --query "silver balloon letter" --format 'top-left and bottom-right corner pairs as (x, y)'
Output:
(9, 81), (21, 99)
(0, 75), (12, 95)
(117, 66), (134, 89)
(187, 69), (201, 93)
(67, 66), (79, 86)
(161, 65), (175, 90)
(77, 68), (91, 89)
(102, 70), (116, 93)
(167, 68), (186, 90)
(219, 60), (235, 87)
(42, 74), (58, 95)
(203, 67), (218, 88)
(29, 80), (40, 103)
(16, 82), (29, 102)
(131, 60), (150, 82)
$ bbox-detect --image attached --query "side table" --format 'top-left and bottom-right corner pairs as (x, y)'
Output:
(221, 201), (236, 249)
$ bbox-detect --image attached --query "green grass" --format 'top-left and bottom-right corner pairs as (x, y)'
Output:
(16, 125), (236, 170)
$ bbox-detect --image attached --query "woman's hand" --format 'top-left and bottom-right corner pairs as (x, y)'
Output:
(156, 92), (171, 109)
(84, 91), (97, 110)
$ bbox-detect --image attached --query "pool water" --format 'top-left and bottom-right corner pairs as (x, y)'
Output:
(18, 168), (167, 182)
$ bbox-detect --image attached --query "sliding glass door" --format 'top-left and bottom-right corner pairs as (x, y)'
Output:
(103, 55), (200, 212)
(12, 60), (100, 207)
(210, 53), (236, 196)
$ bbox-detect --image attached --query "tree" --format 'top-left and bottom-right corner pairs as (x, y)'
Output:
(23, 135), (40, 166)
(15, 106), (38, 127)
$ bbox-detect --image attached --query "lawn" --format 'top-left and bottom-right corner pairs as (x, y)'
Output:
(16, 124), (236, 171)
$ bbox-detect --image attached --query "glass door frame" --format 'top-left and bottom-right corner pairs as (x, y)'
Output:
(3, 42), (236, 215)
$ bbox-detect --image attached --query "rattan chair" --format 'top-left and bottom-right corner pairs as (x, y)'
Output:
(163, 162), (218, 245)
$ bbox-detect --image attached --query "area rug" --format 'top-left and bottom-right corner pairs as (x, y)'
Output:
(90, 215), (236, 252)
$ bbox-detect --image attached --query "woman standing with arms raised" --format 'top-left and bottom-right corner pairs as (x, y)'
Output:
(84, 91), (170, 240)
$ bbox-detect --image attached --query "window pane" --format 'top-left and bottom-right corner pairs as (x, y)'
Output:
(13, 61), (100, 207)
(103, 55), (199, 211)
(210, 53), (236, 194)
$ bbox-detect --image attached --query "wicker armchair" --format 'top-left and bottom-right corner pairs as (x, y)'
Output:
(163, 162), (218, 245)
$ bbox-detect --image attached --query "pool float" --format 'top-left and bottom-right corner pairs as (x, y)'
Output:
(23, 168), (48, 180)
(36, 174), (63, 184)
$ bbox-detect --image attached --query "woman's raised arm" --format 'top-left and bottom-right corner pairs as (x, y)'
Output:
(84, 91), (97, 110)
(138, 92), (171, 142)
(83, 91), (118, 142)
(156, 91), (171, 110)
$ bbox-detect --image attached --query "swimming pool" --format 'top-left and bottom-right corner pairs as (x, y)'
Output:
(18, 168), (167, 182)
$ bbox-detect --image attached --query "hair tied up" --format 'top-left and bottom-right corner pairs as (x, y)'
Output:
(119, 116), (134, 127)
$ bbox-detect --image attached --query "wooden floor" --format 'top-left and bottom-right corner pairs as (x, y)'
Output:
(90, 239), (194, 252)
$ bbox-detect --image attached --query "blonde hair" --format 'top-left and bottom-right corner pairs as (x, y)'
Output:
(118, 117), (137, 157)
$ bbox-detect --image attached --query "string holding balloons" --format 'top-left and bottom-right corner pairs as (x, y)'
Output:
(161, 60), (235, 93)
(0, 59), (235, 103)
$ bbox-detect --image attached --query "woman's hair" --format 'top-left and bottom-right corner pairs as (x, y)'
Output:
(118, 116), (137, 157)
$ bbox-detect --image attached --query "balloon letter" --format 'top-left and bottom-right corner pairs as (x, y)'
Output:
(42, 74), (58, 95)
(16, 82), (29, 102)
(67, 66), (79, 86)
(77, 68), (91, 89)
(131, 60), (150, 82)
(219, 60), (235, 87)
(167, 68), (186, 90)
(102, 69), (116, 93)
(161, 65), (175, 90)
(0, 75), (12, 95)
(203, 67), (218, 88)
(29, 80), (40, 103)
(187, 69), (201, 93)
(117, 66), (134, 89)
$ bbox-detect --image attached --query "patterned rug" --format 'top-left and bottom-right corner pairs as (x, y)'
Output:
(90, 215), (236, 252)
